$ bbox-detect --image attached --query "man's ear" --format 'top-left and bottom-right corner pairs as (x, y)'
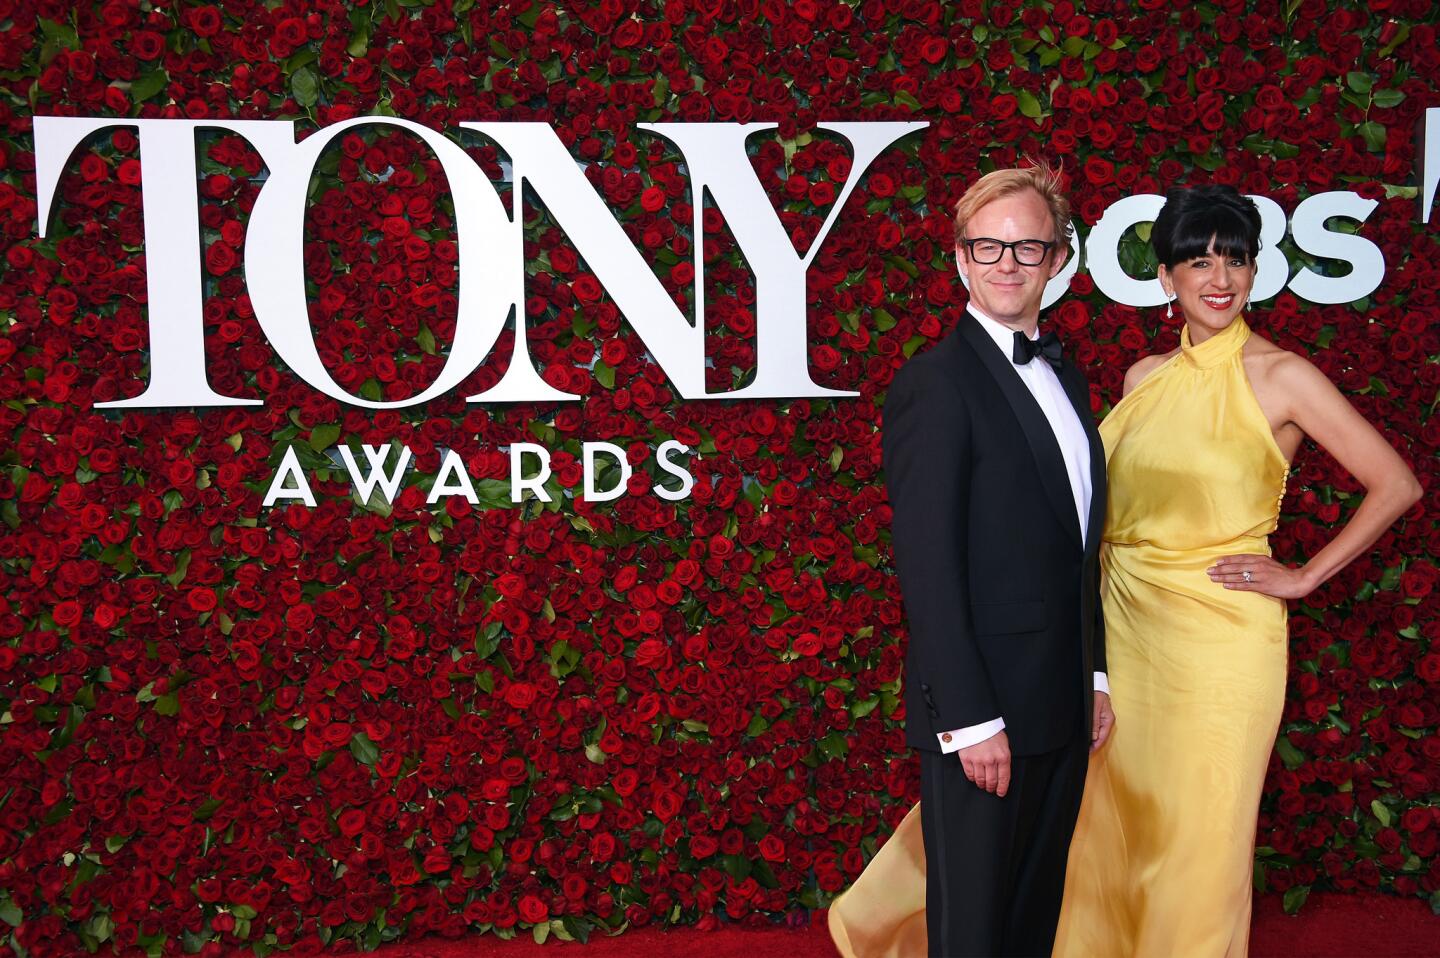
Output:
(955, 246), (969, 283)
(1047, 244), (1069, 279)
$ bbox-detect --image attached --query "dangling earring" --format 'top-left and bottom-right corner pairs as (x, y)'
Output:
(1245, 296), (1252, 313)
(1165, 295), (1174, 320)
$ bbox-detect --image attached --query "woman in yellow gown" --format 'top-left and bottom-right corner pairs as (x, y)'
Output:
(829, 185), (1420, 957)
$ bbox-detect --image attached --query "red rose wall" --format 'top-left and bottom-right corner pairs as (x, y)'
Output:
(1, 0), (1438, 954)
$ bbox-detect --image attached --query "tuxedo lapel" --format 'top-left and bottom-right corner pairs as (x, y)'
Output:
(956, 313), (1083, 548)
(1058, 359), (1107, 554)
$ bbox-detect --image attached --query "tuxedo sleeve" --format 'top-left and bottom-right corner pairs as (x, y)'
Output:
(882, 361), (1000, 733)
(1093, 576), (1108, 675)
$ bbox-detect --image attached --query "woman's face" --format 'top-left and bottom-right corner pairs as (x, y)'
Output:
(1157, 242), (1256, 334)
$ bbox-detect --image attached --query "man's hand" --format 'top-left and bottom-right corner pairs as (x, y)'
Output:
(1092, 691), (1115, 752)
(958, 730), (1011, 797)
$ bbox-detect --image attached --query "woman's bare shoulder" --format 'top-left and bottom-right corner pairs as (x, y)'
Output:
(1122, 349), (1180, 397)
(1244, 331), (1324, 384)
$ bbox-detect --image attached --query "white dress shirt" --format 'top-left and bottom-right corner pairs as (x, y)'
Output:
(937, 307), (1109, 754)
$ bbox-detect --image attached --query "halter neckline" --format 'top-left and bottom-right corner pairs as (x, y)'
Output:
(1181, 317), (1250, 369)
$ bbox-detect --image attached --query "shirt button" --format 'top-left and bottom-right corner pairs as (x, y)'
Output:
(941, 732), (953, 743)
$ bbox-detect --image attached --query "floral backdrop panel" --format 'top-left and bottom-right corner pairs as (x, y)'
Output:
(0, 1), (1437, 955)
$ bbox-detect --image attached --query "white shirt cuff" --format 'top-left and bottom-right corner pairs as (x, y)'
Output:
(1094, 672), (1110, 695)
(937, 717), (1005, 753)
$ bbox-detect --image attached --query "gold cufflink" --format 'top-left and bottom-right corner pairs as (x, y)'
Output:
(941, 732), (953, 743)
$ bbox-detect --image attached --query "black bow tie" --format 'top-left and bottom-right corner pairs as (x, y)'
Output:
(1012, 330), (1063, 372)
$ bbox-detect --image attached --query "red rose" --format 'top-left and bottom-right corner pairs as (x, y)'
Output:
(504, 682), (537, 709)
(639, 186), (665, 212)
(518, 894), (549, 924)
(187, 5), (223, 36)
(793, 633), (822, 656)
(421, 845), (451, 874)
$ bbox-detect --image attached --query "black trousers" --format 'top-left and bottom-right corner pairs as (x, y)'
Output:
(919, 734), (1089, 957)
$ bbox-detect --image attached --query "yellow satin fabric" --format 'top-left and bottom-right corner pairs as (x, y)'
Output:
(827, 804), (929, 958)
(828, 318), (1290, 958)
(1054, 317), (1290, 957)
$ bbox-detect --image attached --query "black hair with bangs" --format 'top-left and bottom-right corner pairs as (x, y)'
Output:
(1151, 184), (1262, 268)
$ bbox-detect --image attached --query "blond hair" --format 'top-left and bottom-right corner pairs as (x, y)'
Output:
(953, 160), (1073, 247)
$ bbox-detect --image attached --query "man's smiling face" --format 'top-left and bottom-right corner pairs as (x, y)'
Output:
(957, 188), (1067, 328)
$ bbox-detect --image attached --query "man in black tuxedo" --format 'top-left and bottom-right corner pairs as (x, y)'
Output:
(882, 164), (1115, 957)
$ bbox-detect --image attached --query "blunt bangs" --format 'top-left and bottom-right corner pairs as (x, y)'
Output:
(1152, 185), (1262, 268)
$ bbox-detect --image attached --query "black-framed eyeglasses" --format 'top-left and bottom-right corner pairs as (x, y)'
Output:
(960, 237), (1056, 266)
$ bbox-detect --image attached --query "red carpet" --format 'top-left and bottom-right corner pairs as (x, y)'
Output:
(293, 892), (1438, 957)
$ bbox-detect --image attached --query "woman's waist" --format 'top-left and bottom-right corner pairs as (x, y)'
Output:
(1102, 535), (1272, 566)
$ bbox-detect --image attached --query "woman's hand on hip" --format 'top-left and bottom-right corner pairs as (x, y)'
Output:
(1207, 553), (1313, 600)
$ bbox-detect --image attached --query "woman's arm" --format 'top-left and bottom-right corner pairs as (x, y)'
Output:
(1209, 353), (1422, 599)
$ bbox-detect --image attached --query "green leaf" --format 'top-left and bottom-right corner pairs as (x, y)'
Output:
(560, 916), (592, 944)
(851, 696), (880, 719)
(594, 360), (615, 389)
(155, 693), (179, 717)
(83, 913), (114, 943)
(1379, 23), (1410, 58)
(1274, 737), (1304, 770)
(584, 743), (606, 764)
(38, 18), (80, 50)
(292, 66), (319, 108)
(1357, 121), (1386, 152)
(1371, 88), (1404, 109)
(130, 69), (170, 103)
(532, 922), (550, 944)
(720, 854), (752, 880)
(193, 798), (223, 821)
(417, 324), (436, 356)
(1017, 89), (1043, 119)
(1282, 884), (1309, 914)
(1193, 151), (1223, 172)
(873, 308), (896, 332)
(1371, 799), (1392, 827)
(308, 423), (341, 451)
(817, 730), (849, 759)
(165, 549), (192, 587)
(347, 10), (371, 57)
(285, 50), (318, 73)
(1345, 72), (1373, 95)
(475, 623), (502, 660)
(753, 859), (780, 889)
(349, 731), (380, 767)
(474, 478), (513, 509)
